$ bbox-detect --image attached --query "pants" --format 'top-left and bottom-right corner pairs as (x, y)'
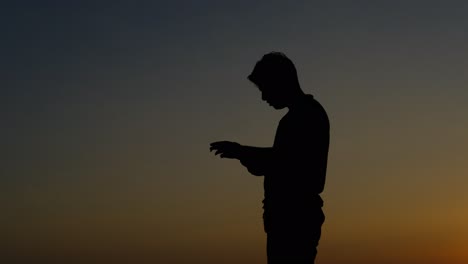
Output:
(265, 209), (325, 264)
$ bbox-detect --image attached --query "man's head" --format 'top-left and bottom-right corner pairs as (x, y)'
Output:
(248, 52), (302, 109)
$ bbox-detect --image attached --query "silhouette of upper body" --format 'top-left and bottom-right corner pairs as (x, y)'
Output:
(210, 52), (329, 263)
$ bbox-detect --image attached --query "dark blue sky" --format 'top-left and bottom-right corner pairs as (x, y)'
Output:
(2, 2), (468, 263)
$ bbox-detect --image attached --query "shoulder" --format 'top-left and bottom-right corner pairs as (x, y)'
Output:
(303, 96), (330, 128)
(311, 98), (329, 125)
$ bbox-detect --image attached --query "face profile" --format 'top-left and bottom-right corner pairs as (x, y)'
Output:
(257, 84), (287, 109)
(248, 52), (302, 110)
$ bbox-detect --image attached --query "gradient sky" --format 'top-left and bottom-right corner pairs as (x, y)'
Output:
(2, 1), (468, 263)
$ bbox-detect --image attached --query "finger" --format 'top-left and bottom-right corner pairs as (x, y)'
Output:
(210, 144), (225, 151)
(215, 150), (223, 155)
(220, 153), (237, 159)
(211, 141), (231, 147)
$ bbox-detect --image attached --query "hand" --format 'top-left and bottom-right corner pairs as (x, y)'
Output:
(210, 141), (243, 159)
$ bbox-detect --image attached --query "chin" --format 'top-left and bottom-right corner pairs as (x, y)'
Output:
(271, 104), (286, 110)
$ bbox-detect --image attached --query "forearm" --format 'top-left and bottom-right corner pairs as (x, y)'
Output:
(239, 146), (274, 176)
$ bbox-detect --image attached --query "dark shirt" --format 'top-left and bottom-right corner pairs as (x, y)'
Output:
(263, 94), (329, 230)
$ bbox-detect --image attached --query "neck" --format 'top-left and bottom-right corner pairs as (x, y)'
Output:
(287, 88), (306, 110)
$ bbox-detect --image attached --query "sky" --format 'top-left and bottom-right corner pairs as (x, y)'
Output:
(2, 1), (468, 263)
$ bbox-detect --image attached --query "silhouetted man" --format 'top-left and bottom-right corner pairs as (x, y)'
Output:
(210, 52), (330, 263)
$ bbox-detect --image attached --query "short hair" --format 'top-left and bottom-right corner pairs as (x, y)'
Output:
(247, 52), (299, 88)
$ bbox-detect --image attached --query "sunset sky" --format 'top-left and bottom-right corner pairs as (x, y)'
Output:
(2, 1), (468, 263)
